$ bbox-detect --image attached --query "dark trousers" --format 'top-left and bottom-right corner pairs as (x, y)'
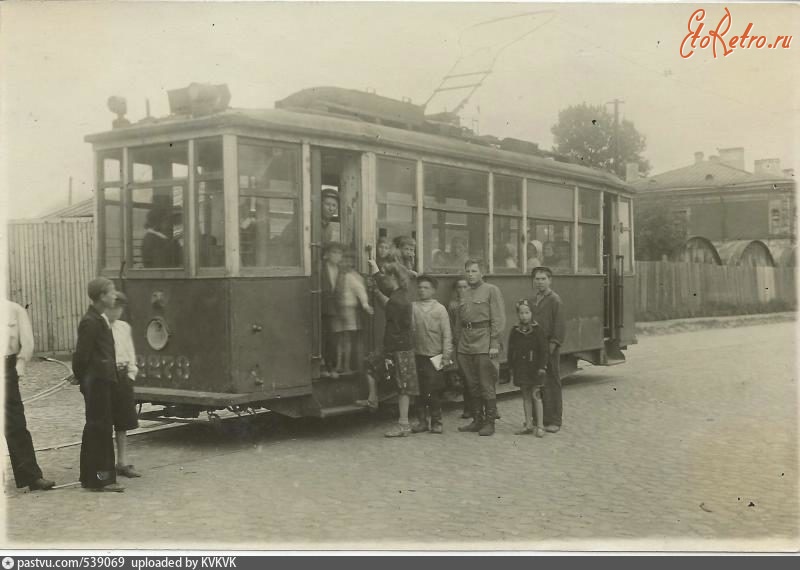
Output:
(321, 314), (336, 371)
(4, 355), (43, 488)
(79, 378), (117, 488)
(415, 355), (443, 423)
(542, 348), (562, 427)
(457, 353), (498, 401)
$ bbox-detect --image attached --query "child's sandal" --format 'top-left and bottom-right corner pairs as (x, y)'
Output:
(534, 427), (545, 438)
(514, 427), (534, 435)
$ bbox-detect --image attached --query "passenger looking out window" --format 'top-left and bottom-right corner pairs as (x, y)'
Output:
(141, 209), (181, 268)
(321, 188), (341, 244)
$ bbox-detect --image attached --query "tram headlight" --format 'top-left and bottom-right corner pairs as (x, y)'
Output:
(146, 317), (170, 351)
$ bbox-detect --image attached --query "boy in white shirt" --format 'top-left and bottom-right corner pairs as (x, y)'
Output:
(106, 292), (142, 478)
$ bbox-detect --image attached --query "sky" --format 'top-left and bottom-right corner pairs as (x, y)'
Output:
(1, 1), (797, 219)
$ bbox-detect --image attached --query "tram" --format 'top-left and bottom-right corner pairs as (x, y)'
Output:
(86, 84), (636, 419)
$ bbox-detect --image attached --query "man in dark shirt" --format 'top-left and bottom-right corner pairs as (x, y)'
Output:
(529, 267), (566, 432)
(73, 277), (125, 492)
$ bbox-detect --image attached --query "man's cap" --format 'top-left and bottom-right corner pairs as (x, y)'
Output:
(321, 188), (339, 201)
(531, 266), (553, 278)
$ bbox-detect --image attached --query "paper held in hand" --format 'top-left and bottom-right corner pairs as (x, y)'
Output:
(429, 354), (444, 371)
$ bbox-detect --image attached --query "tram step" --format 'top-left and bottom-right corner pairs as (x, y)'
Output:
(319, 403), (371, 418)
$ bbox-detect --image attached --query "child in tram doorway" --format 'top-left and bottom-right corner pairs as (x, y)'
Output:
(105, 292), (142, 477)
(321, 242), (344, 378)
(334, 253), (373, 375)
(507, 299), (548, 437)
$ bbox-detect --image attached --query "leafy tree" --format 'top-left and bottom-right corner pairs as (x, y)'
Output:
(551, 103), (650, 178)
(634, 199), (688, 261)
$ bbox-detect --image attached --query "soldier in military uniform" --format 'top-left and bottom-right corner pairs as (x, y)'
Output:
(455, 260), (506, 436)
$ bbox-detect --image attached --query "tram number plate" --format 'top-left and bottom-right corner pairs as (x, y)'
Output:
(136, 354), (191, 382)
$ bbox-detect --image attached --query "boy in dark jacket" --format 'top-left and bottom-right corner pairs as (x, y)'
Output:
(72, 277), (124, 492)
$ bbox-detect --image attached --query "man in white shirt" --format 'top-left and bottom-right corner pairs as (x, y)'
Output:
(106, 292), (142, 478)
(5, 300), (55, 491)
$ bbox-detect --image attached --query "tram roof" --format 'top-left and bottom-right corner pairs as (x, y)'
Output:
(86, 107), (633, 192)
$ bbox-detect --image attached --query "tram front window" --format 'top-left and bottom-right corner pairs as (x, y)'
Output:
(129, 143), (188, 269)
(98, 149), (123, 270)
(132, 186), (184, 269)
(238, 141), (301, 268)
(195, 138), (225, 268)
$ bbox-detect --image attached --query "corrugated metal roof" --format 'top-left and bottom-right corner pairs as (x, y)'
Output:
(41, 197), (94, 219)
(632, 160), (785, 192)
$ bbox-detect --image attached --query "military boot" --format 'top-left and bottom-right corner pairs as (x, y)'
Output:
(479, 399), (497, 436)
(458, 400), (484, 432)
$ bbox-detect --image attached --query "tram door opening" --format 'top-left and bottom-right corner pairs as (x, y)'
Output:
(310, 148), (365, 378)
(602, 193), (618, 341)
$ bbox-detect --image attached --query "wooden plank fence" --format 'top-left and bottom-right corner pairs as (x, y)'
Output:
(6, 219), (95, 353)
(636, 261), (796, 320)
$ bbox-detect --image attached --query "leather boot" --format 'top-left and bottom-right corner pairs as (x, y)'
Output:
(458, 400), (484, 432)
(479, 399), (497, 436)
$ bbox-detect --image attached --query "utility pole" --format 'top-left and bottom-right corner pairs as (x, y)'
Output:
(606, 99), (624, 176)
(68, 176), (73, 206)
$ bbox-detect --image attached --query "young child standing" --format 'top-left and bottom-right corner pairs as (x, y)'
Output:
(411, 275), (452, 434)
(334, 254), (373, 375)
(105, 292), (142, 478)
(507, 299), (549, 437)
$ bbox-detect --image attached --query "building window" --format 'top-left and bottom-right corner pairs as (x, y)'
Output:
(238, 141), (301, 268)
(376, 157), (417, 245)
(424, 164), (488, 272)
(527, 179), (574, 273)
(195, 138), (225, 268)
(493, 175), (523, 272)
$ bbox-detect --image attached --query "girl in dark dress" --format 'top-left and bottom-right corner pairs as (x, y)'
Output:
(507, 299), (549, 437)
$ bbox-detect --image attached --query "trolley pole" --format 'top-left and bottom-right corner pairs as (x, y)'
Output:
(605, 99), (624, 177)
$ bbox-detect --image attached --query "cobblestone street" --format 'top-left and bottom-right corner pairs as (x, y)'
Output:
(3, 321), (797, 549)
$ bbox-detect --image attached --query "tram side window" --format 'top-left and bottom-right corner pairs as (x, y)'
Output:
(376, 157), (417, 249)
(238, 141), (301, 268)
(195, 138), (225, 268)
(578, 189), (601, 273)
(131, 186), (184, 269)
(98, 149), (123, 270)
(527, 179), (574, 273)
(424, 164), (488, 273)
(618, 197), (633, 274)
(493, 175), (523, 272)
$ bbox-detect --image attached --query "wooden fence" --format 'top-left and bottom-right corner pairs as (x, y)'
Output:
(635, 261), (796, 320)
(6, 219), (95, 353)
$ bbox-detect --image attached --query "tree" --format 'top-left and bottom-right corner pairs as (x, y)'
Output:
(634, 199), (688, 261)
(551, 103), (650, 178)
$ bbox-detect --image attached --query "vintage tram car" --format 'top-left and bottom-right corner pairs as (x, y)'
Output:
(86, 84), (636, 419)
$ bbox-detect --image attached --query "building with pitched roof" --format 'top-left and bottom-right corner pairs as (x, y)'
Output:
(630, 148), (795, 265)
